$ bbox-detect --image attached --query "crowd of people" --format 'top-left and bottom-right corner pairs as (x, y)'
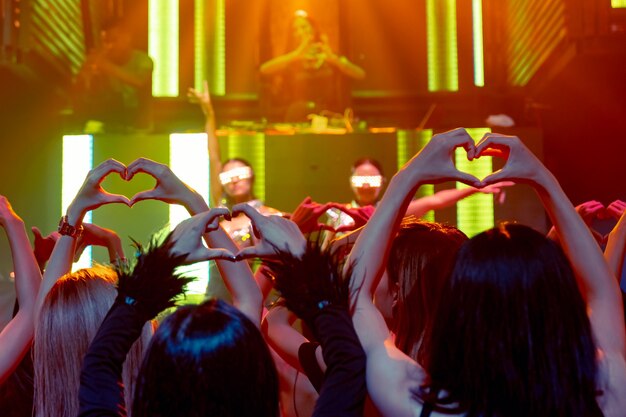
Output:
(0, 126), (624, 417)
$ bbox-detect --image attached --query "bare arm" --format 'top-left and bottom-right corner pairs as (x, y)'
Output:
(476, 134), (626, 358)
(127, 158), (262, 325)
(605, 201), (626, 281)
(0, 197), (42, 383)
(36, 159), (130, 320)
(188, 81), (222, 207)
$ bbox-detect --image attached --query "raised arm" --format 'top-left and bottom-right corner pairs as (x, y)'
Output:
(346, 129), (479, 417)
(319, 35), (365, 80)
(604, 200), (626, 280)
(0, 196), (42, 383)
(476, 133), (626, 358)
(36, 159), (130, 320)
(188, 81), (222, 207)
(126, 158), (262, 325)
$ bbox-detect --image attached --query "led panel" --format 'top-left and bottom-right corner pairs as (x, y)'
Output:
(149, 0), (179, 97)
(62, 135), (93, 269)
(472, 0), (485, 87)
(169, 133), (210, 294)
(455, 128), (493, 237)
(426, 0), (459, 92)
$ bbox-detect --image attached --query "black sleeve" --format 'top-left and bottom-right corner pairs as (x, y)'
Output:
(78, 301), (145, 417)
(310, 306), (367, 417)
(298, 341), (324, 393)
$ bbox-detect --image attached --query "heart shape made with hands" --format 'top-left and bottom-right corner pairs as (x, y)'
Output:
(95, 158), (181, 207)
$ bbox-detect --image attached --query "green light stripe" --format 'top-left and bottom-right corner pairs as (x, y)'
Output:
(472, 0), (485, 87)
(212, 0), (226, 95)
(613, 0), (626, 7)
(226, 133), (266, 202)
(426, 0), (459, 92)
(455, 128), (493, 237)
(149, 0), (179, 97)
(194, 0), (208, 91)
(396, 130), (409, 170)
(416, 130), (435, 222)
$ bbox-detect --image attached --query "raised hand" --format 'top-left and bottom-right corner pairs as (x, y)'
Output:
(606, 200), (626, 220)
(74, 223), (125, 263)
(334, 205), (376, 233)
(575, 200), (606, 226)
(0, 195), (21, 227)
(126, 158), (200, 209)
(187, 80), (214, 119)
(231, 203), (306, 261)
(31, 227), (60, 268)
(66, 159), (130, 224)
(169, 209), (236, 263)
(474, 133), (545, 185)
(403, 128), (480, 187)
(288, 197), (336, 234)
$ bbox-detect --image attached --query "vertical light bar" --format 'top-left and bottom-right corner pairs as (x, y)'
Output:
(227, 133), (266, 202)
(455, 128), (493, 237)
(472, 0), (485, 87)
(62, 135), (93, 269)
(212, 0), (226, 95)
(149, 0), (179, 97)
(612, 0), (626, 8)
(426, 0), (459, 91)
(194, 0), (208, 91)
(416, 130), (435, 222)
(396, 129), (409, 170)
(170, 133), (210, 294)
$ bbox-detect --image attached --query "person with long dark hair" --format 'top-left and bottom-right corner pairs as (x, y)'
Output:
(349, 129), (626, 416)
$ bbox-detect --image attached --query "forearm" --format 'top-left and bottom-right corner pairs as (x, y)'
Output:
(348, 170), (417, 297)
(312, 306), (366, 417)
(327, 55), (365, 80)
(78, 302), (145, 417)
(5, 217), (41, 309)
(207, 125), (223, 208)
(605, 213), (626, 279)
(185, 196), (262, 324)
(260, 52), (299, 75)
(405, 187), (476, 218)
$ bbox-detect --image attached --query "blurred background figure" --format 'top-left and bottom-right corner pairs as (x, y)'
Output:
(73, 19), (153, 132)
(260, 10), (365, 122)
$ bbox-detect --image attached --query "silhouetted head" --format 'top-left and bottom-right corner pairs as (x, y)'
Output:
(133, 299), (279, 417)
(422, 223), (601, 416)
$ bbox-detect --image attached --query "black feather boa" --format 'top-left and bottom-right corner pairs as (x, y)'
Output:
(262, 242), (351, 326)
(115, 233), (193, 321)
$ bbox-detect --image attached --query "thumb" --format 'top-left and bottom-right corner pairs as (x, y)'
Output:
(130, 190), (158, 206)
(234, 246), (261, 261)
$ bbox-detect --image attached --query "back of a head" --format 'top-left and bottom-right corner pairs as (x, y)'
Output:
(388, 218), (467, 362)
(133, 299), (279, 417)
(423, 223), (602, 417)
(34, 266), (149, 417)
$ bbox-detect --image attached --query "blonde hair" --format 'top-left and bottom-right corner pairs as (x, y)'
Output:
(33, 265), (152, 417)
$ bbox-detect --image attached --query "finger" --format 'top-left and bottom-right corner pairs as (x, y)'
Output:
(234, 246), (263, 261)
(126, 158), (161, 180)
(92, 159), (127, 183)
(102, 193), (131, 206)
(129, 189), (159, 205)
(475, 134), (510, 159)
(481, 170), (508, 186)
(198, 208), (231, 229)
(203, 80), (210, 95)
(231, 203), (264, 223)
(497, 190), (506, 205)
(454, 172), (482, 188)
(189, 248), (236, 263)
(318, 223), (337, 232)
(335, 224), (357, 233)
(31, 226), (43, 240)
